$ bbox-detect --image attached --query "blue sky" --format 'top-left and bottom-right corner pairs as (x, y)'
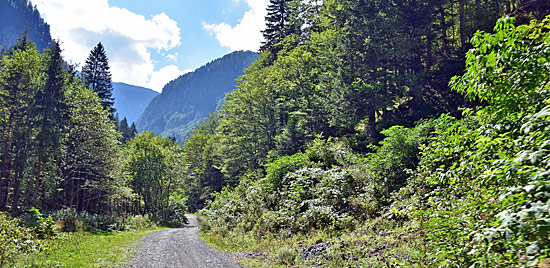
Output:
(34, 0), (268, 92)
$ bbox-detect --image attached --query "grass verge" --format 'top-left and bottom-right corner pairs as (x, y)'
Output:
(14, 227), (166, 267)
(199, 216), (424, 267)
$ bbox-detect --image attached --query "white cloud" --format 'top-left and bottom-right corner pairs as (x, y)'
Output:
(34, 0), (182, 92)
(164, 52), (179, 61)
(203, 0), (268, 52)
(146, 65), (191, 93)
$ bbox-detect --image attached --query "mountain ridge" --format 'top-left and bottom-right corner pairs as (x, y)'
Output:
(137, 50), (258, 142)
(112, 82), (159, 125)
(0, 0), (52, 51)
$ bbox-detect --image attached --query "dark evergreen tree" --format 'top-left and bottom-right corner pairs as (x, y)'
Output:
(260, 0), (293, 53)
(10, 27), (32, 52)
(30, 39), (68, 207)
(130, 122), (138, 135)
(82, 42), (115, 115)
(119, 117), (135, 143)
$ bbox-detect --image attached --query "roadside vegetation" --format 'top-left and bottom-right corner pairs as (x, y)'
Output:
(196, 3), (550, 268)
(1, 208), (166, 267)
(0, 26), (187, 267)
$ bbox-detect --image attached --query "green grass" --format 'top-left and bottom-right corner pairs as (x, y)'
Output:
(14, 227), (166, 267)
(199, 216), (424, 268)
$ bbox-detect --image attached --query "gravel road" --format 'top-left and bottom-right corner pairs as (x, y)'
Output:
(127, 215), (241, 268)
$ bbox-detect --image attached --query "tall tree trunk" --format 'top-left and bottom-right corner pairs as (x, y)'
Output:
(459, 0), (467, 51)
(440, 3), (449, 57)
(0, 115), (17, 211)
(426, 33), (433, 71)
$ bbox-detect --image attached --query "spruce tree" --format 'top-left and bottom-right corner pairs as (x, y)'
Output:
(82, 42), (115, 115)
(30, 39), (68, 207)
(260, 0), (293, 53)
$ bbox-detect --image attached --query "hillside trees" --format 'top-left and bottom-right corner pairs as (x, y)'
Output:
(408, 16), (550, 266)
(200, 9), (550, 267)
(209, 0), (512, 183)
(136, 51), (258, 143)
(0, 0), (53, 51)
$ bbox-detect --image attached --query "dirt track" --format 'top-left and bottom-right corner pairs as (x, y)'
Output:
(127, 215), (241, 268)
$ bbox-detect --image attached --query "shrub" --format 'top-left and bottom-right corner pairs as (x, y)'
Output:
(157, 195), (189, 227)
(21, 207), (58, 239)
(51, 207), (82, 232)
(0, 213), (42, 266)
(264, 152), (310, 191)
(276, 245), (297, 265)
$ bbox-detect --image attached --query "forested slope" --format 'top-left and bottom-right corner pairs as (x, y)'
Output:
(0, 0), (52, 51)
(137, 51), (258, 142)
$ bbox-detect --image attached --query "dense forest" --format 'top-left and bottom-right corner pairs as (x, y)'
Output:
(137, 51), (258, 143)
(189, 0), (550, 267)
(1, 0), (550, 267)
(0, 0), (52, 52)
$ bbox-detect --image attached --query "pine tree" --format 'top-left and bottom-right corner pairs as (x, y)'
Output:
(260, 0), (293, 53)
(82, 42), (115, 115)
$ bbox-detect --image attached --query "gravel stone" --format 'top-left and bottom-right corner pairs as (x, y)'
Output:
(126, 215), (241, 268)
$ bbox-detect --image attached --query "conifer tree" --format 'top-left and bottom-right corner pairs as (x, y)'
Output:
(260, 0), (293, 53)
(82, 42), (115, 115)
(30, 39), (68, 207)
(119, 117), (135, 143)
(130, 122), (138, 135)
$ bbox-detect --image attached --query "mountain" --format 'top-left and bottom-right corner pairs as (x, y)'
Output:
(0, 0), (52, 51)
(137, 50), (258, 142)
(112, 82), (159, 124)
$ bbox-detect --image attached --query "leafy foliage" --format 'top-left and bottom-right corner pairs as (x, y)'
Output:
(123, 132), (188, 226)
(0, 212), (42, 266)
(408, 16), (550, 267)
(202, 123), (429, 239)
